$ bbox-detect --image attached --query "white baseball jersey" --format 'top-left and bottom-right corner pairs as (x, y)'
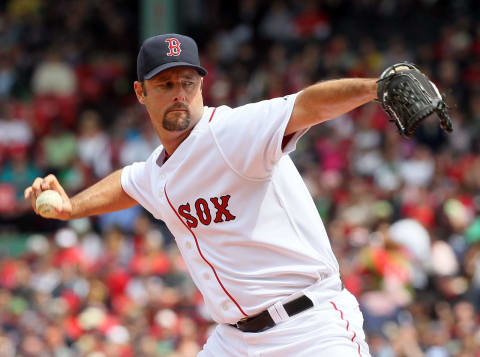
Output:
(121, 93), (339, 324)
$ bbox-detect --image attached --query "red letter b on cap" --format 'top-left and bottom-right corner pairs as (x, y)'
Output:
(165, 38), (182, 56)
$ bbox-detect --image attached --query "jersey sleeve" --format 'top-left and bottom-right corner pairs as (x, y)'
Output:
(121, 147), (163, 219)
(210, 92), (308, 179)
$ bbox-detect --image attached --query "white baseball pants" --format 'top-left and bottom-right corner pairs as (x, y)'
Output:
(198, 278), (370, 357)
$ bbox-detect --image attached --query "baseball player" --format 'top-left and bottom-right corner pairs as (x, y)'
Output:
(26, 34), (378, 356)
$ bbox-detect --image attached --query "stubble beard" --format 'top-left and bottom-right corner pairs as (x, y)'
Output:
(162, 105), (191, 131)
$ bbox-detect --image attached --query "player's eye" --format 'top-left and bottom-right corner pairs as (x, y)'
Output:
(159, 82), (173, 89)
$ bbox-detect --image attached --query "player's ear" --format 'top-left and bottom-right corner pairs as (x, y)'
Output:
(134, 81), (146, 104)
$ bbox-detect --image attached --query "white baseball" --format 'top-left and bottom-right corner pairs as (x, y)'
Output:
(36, 190), (62, 218)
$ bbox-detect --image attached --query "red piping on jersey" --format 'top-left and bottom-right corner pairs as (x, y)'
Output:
(329, 301), (362, 357)
(164, 184), (248, 317)
(208, 107), (217, 122)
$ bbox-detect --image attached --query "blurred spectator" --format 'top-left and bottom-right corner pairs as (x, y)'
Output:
(0, 50), (15, 99)
(0, 100), (33, 164)
(0, 146), (40, 202)
(40, 121), (76, 172)
(118, 120), (160, 167)
(32, 50), (77, 97)
(259, 0), (295, 41)
(77, 110), (112, 178)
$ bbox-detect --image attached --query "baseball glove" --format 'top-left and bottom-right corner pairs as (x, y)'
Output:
(377, 62), (453, 138)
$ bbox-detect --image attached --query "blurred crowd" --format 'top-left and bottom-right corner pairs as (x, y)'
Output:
(1, 0), (480, 356)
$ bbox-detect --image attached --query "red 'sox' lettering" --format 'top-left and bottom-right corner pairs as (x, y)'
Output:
(177, 195), (236, 227)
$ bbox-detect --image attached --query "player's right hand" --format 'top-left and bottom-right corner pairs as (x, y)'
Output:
(24, 174), (73, 220)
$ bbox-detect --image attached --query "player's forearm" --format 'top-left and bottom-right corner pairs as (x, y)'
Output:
(70, 169), (138, 219)
(286, 78), (378, 135)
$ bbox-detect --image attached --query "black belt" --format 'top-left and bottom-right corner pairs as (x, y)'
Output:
(230, 280), (344, 333)
(230, 294), (314, 333)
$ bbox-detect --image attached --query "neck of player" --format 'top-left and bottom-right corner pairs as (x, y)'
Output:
(159, 126), (196, 156)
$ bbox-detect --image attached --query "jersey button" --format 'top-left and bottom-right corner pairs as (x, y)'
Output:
(222, 301), (229, 311)
(159, 174), (165, 180)
(203, 273), (210, 280)
(186, 242), (192, 249)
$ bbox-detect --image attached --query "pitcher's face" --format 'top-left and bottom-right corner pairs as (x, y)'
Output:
(135, 66), (204, 135)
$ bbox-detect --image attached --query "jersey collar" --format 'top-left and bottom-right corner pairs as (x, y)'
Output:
(155, 106), (213, 168)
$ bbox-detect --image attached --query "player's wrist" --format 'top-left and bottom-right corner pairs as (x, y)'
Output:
(367, 78), (379, 100)
(63, 197), (77, 220)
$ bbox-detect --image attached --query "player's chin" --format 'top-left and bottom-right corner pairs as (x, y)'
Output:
(163, 111), (191, 131)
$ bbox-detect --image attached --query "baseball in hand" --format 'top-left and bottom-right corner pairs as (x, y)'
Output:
(36, 190), (62, 218)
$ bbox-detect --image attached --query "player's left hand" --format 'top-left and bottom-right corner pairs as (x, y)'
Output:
(377, 62), (453, 138)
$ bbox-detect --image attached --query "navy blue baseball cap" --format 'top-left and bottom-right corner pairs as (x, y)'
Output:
(137, 34), (207, 81)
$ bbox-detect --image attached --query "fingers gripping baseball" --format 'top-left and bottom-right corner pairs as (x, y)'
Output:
(24, 174), (72, 220)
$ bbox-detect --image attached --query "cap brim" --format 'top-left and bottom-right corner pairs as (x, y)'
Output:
(144, 62), (207, 79)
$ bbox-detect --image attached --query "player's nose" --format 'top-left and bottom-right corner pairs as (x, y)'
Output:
(173, 84), (187, 102)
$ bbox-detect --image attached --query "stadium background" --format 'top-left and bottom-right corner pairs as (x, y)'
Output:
(1, 0), (480, 356)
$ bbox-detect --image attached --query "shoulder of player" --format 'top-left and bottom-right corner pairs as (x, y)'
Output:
(204, 105), (228, 127)
(207, 99), (273, 124)
(208, 95), (296, 127)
